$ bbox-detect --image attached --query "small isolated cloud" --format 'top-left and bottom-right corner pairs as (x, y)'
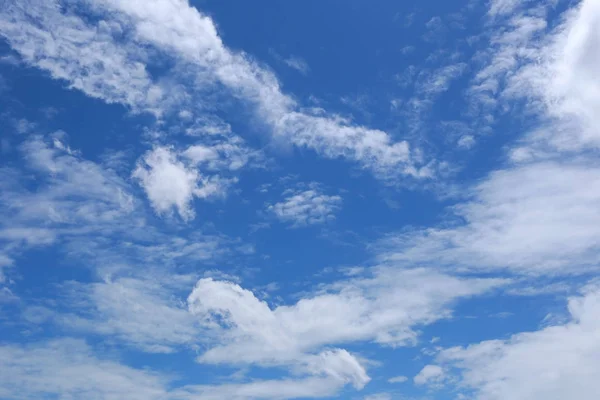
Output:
(387, 375), (408, 383)
(283, 55), (310, 75)
(414, 364), (445, 386)
(457, 135), (476, 149)
(364, 393), (392, 400)
(133, 147), (225, 221)
(267, 184), (342, 227)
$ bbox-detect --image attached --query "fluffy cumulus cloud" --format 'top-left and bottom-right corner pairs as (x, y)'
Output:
(414, 364), (445, 386)
(187, 269), (504, 368)
(267, 185), (342, 227)
(430, 287), (600, 400)
(133, 147), (226, 220)
(0, 268), (504, 400)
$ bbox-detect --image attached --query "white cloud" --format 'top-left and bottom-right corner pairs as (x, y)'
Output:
(182, 137), (261, 171)
(387, 375), (408, 383)
(457, 134), (476, 149)
(133, 147), (226, 220)
(420, 63), (468, 95)
(467, 4), (548, 128)
(0, 135), (240, 298)
(267, 185), (342, 227)
(61, 277), (199, 353)
(414, 364), (445, 386)
(283, 55), (310, 75)
(176, 375), (363, 400)
(396, 61), (468, 137)
(363, 393), (392, 400)
(0, 338), (360, 400)
(0, 136), (135, 278)
(187, 268), (504, 368)
(0, 0), (430, 181)
(435, 286), (600, 400)
(0, 0), (169, 115)
(0, 339), (169, 400)
(470, 0), (600, 155)
(505, 0), (600, 153)
(488, 0), (521, 17)
(379, 161), (600, 275)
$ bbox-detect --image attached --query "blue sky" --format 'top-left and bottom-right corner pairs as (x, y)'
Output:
(0, 0), (599, 399)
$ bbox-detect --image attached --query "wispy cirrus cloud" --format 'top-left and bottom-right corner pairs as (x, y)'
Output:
(0, 0), (169, 115)
(378, 161), (600, 275)
(379, 0), (600, 277)
(0, 0), (433, 182)
(0, 338), (367, 400)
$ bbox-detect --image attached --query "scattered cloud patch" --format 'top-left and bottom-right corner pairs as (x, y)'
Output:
(379, 162), (600, 275)
(133, 147), (226, 221)
(435, 286), (600, 400)
(414, 364), (445, 386)
(387, 375), (408, 383)
(267, 184), (342, 227)
(283, 55), (310, 75)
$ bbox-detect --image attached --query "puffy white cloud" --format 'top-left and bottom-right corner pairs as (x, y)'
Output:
(133, 147), (226, 220)
(433, 286), (600, 400)
(379, 161), (600, 275)
(414, 364), (445, 386)
(267, 186), (342, 227)
(187, 268), (505, 367)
